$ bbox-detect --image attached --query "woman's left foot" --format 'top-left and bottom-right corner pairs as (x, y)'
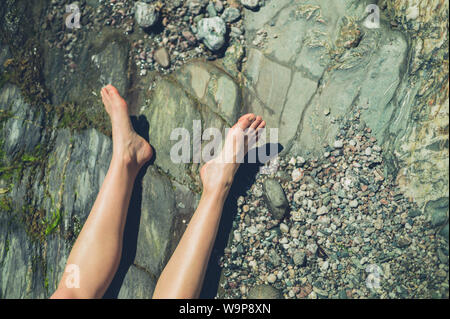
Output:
(101, 85), (153, 170)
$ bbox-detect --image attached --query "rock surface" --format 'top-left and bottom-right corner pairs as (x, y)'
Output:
(0, 0), (448, 299)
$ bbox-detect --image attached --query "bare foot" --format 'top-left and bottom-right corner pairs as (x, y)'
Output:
(101, 85), (153, 171)
(200, 113), (266, 193)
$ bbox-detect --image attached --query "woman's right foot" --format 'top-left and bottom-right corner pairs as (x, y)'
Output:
(200, 113), (266, 193)
(101, 85), (153, 171)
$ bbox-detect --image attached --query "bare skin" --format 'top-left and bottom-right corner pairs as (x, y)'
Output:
(152, 114), (266, 299)
(50, 83), (265, 299)
(51, 85), (152, 299)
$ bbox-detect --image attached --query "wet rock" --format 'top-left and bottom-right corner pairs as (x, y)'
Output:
(263, 178), (288, 220)
(196, 17), (227, 51)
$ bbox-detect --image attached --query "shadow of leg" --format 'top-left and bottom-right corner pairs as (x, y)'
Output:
(103, 115), (152, 299)
(199, 143), (283, 298)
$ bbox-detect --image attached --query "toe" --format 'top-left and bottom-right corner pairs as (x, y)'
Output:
(101, 88), (107, 101)
(235, 113), (255, 130)
(250, 116), (263, 130)
(105, 84), (119, 96)
(257, 120), (266, 129)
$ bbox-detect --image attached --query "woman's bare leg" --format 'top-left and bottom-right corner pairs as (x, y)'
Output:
(51, 85), (152, 299)
(153, 114), (266, 299)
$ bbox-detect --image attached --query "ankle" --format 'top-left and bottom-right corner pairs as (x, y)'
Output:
(111, 152), (140, 173)
(201, 186), (230, 202)
(200, 163), (235, 195)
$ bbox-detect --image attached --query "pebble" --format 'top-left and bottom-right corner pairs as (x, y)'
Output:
(267, 274), (277, 283)
(334, 140), (344, 148)
(221, 7), (241, 23)
(218, 106), (449, 299)
(349, 200), (359, 208)
(196, 17), (227, 51)
(241, 0), (260, 9)
(214, 0), (224, 13)
(293, 251), (307, 266)
(154, 47), (170, 68)
(134, 2), (159, 28)
(280, 223), (289, 233)
(317, 206), (328, 215)
(206, 2), (217, 17)
(291, 168), (304, 182)
(187, 0), (204, 15)
(297, 156), (306, 165)
(263, 178), (289, 220)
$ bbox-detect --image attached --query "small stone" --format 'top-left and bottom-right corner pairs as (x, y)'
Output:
(373, 145), (382, 152)
(267, 274), (277, 283)
(243, 204), (250, 213)
(397, 235), (411, 248)
(234, 231), (242, 242)
(291, 210), (302, 222)
(196, 17), (227, 51)
(280, 223), (289, 233)
(291, 168), (304, 182)
(206, 2), (217, 17)
(293, 250), (307, 266)
(320, 260), (329, 271)
(182, 30), (197, 44)
(214, 0), (224, 13)
(263, 178), (289, 220)
(134, 2), (159, 28)
(317, 206), (328, 215)
(349, 200), (359, 208)
(154, 47), (170, 68)
(288, 157), (296, 166)
(221, 7), (241, 23)
(334, 140), (344, 148)
(296, 156), (306, 165)
(241, 0), (260, 9)
(247, 285), (282, 299)
(365, 147), (372, 156)
(187, 0), (205, 15)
